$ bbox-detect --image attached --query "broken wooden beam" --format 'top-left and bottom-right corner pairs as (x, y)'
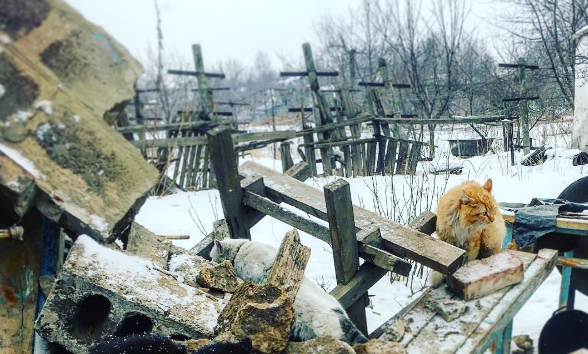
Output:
(267, 229), (311, 299)
(239, 162), (466, 274)
(131, 131), (296, 149)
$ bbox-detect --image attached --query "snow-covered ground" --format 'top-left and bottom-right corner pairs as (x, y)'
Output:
(136, 121), (587, 352)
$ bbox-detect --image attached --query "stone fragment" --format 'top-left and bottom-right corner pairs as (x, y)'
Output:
(126, 222), (170, 267)
(214, 281), (294, 354)
(433, 299), (469, 322)
(168, 252), (214, 288)
(380, 319), (405, 342)
(512, 334), (534, 352)
(185, 339), (211, 352)
(354, 339), (407, 354)
(197, 260), (243, 293)
(448, 252), (524, 300)
(35, 236), (225, 353)
(283, 336), (355, 354)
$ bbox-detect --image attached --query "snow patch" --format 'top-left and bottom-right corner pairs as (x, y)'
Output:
(0, 84), (5, 98)
(15, 111), (33, 123)
(73, 115), (81, 123)
(35, 100), (53, 115)
(0, 34), (11, 44)
(89, 214), (109, 232)
(36, 123), (52, 140)
(168, 253), (192, 272)
(0, 142), (44, 179)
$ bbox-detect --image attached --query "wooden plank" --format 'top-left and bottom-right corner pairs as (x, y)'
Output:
(376, 251), (537, 352)
(324, 179), (367, 334)
(267, 229), (311, 299)
(239, 161), (466, 274)
(330, 262), (388, 309)
(191, 145), (203, 187)
(367, 142), (377, 175)
(116, 121), (220, 134)
(351, 142), (362, 177)
(385, 139), (398, 175)
(315, 138), (376, 149)
(375, 116), (517, 125)
(302, 134), (317, 177)
(455, 249), (558, 354)
(284, 162), (311, 182)
(207, 128), (250, 239)
(130, 131), (296, 149)
(395, 141), (410, 174)
(342, 146), (352, 177)
(407, 143), (422, 175)
(502, 213), (588, 235)
(201, 147), (210, 189)
(408, 211), (437, 236)
(243, 191), (331, 243)
(280, 142), (294, 172)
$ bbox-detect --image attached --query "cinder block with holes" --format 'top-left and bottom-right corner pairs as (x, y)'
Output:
(35, 235), (225, 354)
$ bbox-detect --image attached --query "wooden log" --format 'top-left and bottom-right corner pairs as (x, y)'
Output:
(284, 162), (311, 182)
(267, 229), (311, 299)
(280, 142), (294, 172)
(324, 179), (367, 334)
(395, 141), (410, 174)
(207, 128), (250, 239)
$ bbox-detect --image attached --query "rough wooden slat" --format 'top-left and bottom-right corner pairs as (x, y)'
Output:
(455, 249), (558, 354)
(239, 161), (466, 274)
(284, 162), (311, 182)
(302, 134), (317, 177)
(330, 262), (388, 309)
(342, 146), (352, 177)
(280, 142), (294, 172)
(267, 229), (311, 299)
(409, 211), (437, 236)
(207, 128), (250, 239)
(324, 179), (367, 334)
(395, 141), (410, 174)
(131, 131), (296, 148)
(385, 139), (398, 175)
(375, 116), (517, 125)
(201, 147), (210, 189)
(116, 121), (222, 134)
(407, 143), (422, 175)
(366, 142), (378, 175)
(401, 251), (538, 354)
(243, 191), (331, 244)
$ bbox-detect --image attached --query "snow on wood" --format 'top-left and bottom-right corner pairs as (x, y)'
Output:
(448, 251), (524, 300)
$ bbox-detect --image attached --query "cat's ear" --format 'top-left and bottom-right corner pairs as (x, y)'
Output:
(483, 179), (493, 192)
(461, 190), (472, 205)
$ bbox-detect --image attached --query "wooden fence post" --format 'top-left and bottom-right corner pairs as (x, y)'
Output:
(280, 142), (294, 172)
(324, 179), (368, 334)
(207, 127), (251, 239)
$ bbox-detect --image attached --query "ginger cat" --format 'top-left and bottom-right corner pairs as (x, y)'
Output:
(429, 179), (506, 287)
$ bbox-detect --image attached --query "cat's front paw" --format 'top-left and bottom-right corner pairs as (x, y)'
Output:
(428, 271), (446, 288)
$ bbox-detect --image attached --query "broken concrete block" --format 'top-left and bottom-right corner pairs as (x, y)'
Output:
(126, 222), (170, 268)
(448, 252), (524, 300)
(197, 260), (243, 293)
(354, 339), (407, 354)
(283, 336), (356, 354)
(35, 235), (225, 353)
(380, 319), (405, 342)
(433, 299), (469, 322)
(215, 281), (294, 354)
(512, 334), (534, 352)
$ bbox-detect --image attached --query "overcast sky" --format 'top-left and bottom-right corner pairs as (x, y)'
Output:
(65, 0), (505, 69)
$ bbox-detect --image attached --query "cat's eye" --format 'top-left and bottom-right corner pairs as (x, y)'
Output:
(481, 211), (488, 216)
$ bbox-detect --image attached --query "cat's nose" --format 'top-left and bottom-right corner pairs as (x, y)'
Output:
(488, 215), (494, 222)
